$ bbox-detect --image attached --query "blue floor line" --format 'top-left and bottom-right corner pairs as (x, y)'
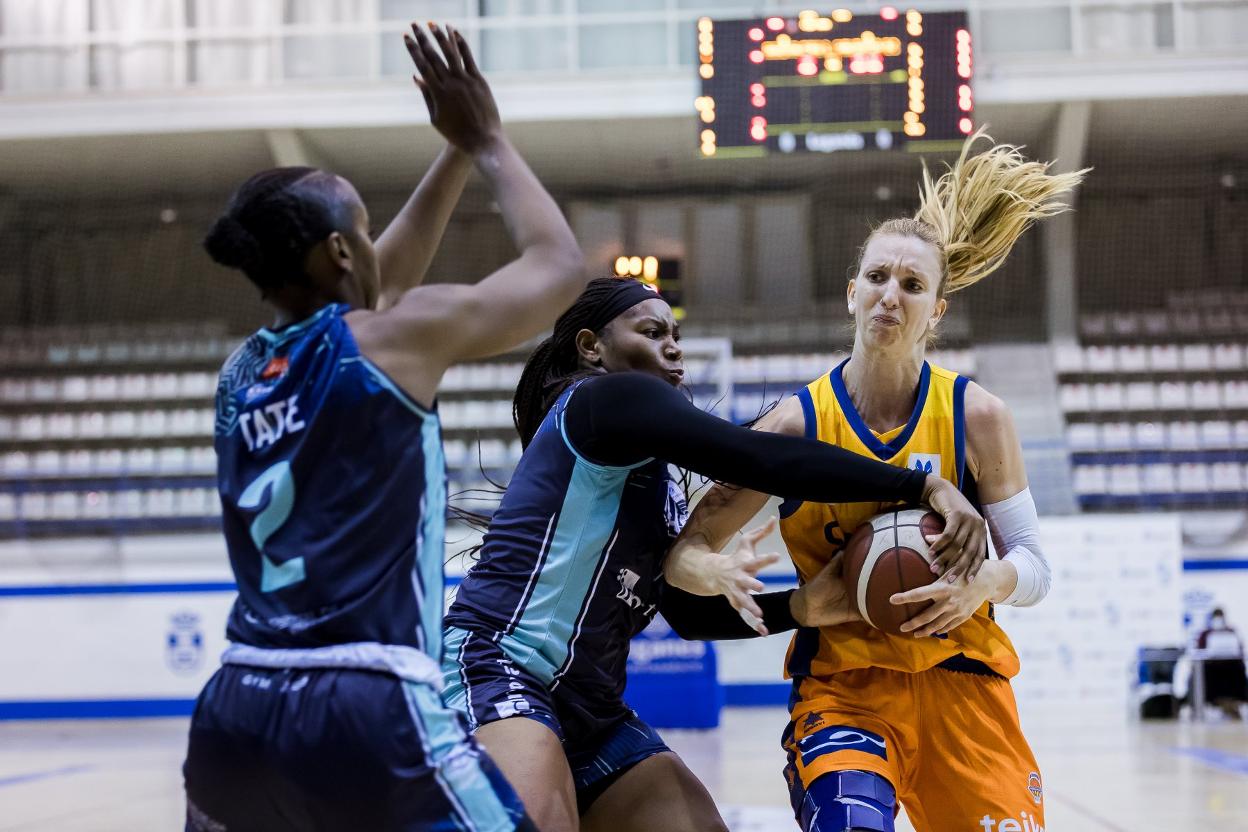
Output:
(1170, 746), (1248, 776)
(0, 764), (93, 790)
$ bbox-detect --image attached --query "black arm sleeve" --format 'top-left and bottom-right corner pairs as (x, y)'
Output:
(660, 586), (799, 641)
(562, 372), (926, 505)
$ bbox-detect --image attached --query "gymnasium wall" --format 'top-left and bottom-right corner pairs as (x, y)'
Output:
(6, 513), (1238, 720)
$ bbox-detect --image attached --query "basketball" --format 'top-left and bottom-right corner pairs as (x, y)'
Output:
(843, 508), (946, 635)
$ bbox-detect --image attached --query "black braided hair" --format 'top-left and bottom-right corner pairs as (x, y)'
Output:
(512, 277), (632, 447)
(203, 166), (352, 296)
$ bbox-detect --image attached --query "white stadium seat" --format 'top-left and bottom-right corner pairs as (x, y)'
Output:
(1116, 345), (1148, 372)
(1134, 422), (1166, 449)
(1198, 421), (1233, 449)
(1212, 343), (1244, 371)
(1106, 464), (1142, 495)
(1141, 464), (1176, 494)
(1157, 382), (1189, 410)
(1092, 382), (1124, 411)
(1072, 464), (1107, 496)
(1124, 382), (1156, 410)
(1209, 463), (1243, 492)
(1147, 344), (1180, 371)
(1101, 422), (1134, 450)
(1053, 342), (1084, 373)
(1085, 345), (1116, 372)
(1065, 423), (1099, 451)
(1176, 463), (1210, 493)
(1179, 344), (1212, 371)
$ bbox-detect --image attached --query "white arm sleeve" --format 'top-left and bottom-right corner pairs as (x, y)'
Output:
(982, 487), (1049, 607)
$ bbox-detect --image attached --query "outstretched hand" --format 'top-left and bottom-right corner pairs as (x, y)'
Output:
(404, 23), (501, 153)
(706, 517), (783, 636)
(920, 476), (988, 584)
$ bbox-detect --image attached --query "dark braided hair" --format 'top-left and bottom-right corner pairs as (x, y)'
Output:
(203, 166), (353, 296)
(513, 277), (646, 447)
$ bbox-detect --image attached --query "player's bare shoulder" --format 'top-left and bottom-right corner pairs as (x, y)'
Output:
(963, 381), (1014, 436)
(755, 393), (807, 437)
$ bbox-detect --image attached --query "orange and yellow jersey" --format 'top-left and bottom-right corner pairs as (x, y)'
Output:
(779, 359), (1020, 681)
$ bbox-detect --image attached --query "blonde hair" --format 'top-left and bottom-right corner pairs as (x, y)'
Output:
(862, 128), (1089, 296)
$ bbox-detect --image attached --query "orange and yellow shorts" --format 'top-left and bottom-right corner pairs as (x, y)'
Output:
(784, 665), (1045, 831)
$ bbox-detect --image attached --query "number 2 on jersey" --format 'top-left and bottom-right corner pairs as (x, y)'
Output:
(238, 460), (306, 592)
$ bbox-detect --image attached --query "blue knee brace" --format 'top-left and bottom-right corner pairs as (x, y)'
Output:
(800, 770), (897, 832)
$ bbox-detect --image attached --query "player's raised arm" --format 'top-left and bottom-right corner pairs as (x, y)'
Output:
(386, 23), (586, 363)
(372, 143), (472, 311)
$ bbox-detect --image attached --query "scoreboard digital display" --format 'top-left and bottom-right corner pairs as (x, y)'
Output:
(696, 8), (973, 157)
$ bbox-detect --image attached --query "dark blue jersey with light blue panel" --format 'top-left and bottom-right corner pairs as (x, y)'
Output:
(214, 302), (446, 658)
(444, 377), (685, 738)
(443, 371), (929, 743)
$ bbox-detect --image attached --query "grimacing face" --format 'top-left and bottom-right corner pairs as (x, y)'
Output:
(848, 233), (947, 353)
(582, 298), (685, 387)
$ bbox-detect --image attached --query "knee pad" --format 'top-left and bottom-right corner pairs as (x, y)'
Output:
(800, 769), (896, 832)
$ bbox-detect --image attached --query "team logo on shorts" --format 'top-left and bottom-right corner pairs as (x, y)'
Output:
(797, 724), (887, 766)
(1027, 771), (1043, 805)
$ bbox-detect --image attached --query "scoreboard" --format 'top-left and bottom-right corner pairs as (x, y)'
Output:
(696, 8), (973, 157)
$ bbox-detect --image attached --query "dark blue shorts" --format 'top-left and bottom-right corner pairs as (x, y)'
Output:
(443, 627), (670, 812)
(184, 664), (534, 832)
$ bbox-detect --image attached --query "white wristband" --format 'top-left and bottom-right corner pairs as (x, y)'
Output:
(982, 487), (1050, 607)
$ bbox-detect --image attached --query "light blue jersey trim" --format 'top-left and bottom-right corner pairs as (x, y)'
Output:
(255, 304), (343, 345)
(498, 458), (629, 684)
(401, 682), (516, 832)
(415, 412), (448, 661)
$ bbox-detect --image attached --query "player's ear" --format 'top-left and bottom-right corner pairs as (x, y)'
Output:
(930, 296), (947, 329)
(846, 279), (857, 315)
(574, 327), (603, 367)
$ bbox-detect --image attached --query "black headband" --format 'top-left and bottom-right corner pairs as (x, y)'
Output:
(583, 279), (666, 333)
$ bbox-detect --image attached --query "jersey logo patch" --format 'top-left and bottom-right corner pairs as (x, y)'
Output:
(906, 452), (941, 475)
(797, 724), (887, 766)
(261, 356), (290, 380)
(664, 478), (689, 537)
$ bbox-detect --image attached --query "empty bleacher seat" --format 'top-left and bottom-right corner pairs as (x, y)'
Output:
(90, 375), (120, 400)
(1134, 422), (1166, 450)
(1072, 464), (1107, 496)
(1212, 343), (1244, 371)
(1092, 383), (1124, 411)
(1058, 383), (1092, 413)
(1180, 344), (1213, 371)
(1223, 381), (1248, 409)
(1235, 421), (1248, 449)
(1124, 382), (1156, 410)
(1191, 381), (1222, 409)
(1166, 422), (1201, 450)
(1101, 422), (1133, 450)
(1157, 382), (1189, 410)
(1086, 346), (1117, 372)
(1053, 342), (1084, 374)
(1141, 464), (1176, 494)
(1066, 423), (1099, 451)
(1117, 345), (1148, 372)
(1176, 463), (1210, 493)
(1199, 421), (1233, 449)
(1148, 344), (1180, 371)
(1209, 463), (1243, 493)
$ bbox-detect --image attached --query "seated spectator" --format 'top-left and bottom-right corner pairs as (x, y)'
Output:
(1196, 608), (1247, 719)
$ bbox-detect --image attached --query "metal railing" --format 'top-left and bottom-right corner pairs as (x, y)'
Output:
(0, 1), (1244, 96)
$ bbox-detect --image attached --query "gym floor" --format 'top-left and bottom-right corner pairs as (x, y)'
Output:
(1, 707), (1244, 830)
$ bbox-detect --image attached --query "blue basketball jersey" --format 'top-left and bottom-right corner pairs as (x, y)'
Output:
(444, 377), (688, 720)
(215, 303), (447, 658)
